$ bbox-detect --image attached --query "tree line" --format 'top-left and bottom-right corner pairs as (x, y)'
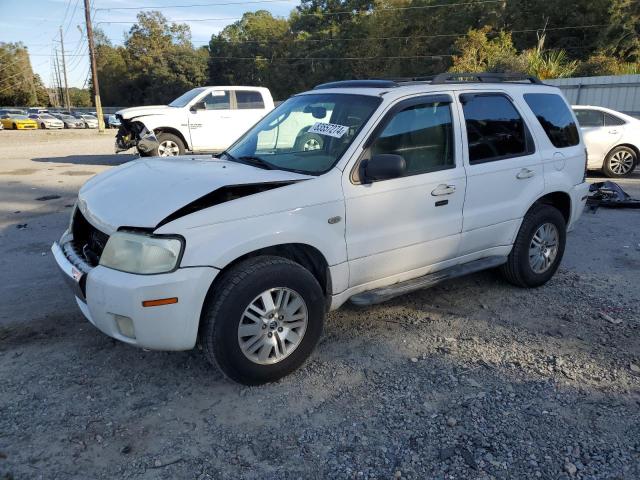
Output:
(1, 0), (638, 107)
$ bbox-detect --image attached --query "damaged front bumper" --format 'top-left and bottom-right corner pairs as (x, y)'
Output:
(115, 119), (160, 155)
(114, 117), (143, 153)
(52, 230), (218, 351)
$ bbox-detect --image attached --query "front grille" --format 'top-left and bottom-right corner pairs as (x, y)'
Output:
(71, 209), (109, 267)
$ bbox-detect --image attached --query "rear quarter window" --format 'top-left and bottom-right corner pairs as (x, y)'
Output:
(524, 93), (579, 148)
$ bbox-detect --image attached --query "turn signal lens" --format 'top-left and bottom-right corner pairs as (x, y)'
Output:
(142, 297), (178, 307)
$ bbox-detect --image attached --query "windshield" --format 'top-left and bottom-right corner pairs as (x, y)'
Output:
(40, 114), (55, 119)
(225, 93), (381, 175)
(61, 115), (75, 120)
(168, 87), (207, 108)
(11, 114), (28, 120)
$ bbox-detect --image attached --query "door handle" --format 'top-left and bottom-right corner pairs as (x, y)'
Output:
(220, 115), (232, 119)
(608, 129), (618, 134)
(516, 168), (536, 179)
(431, 184), (456, 196)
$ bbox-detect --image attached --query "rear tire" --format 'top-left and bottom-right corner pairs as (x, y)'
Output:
(200, 256), (325, 385)
(500, 204), (566, 288)
(12, 123), (17, 130)
(602, 146), (637, 178)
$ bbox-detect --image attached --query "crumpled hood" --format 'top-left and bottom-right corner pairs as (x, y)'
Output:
(116, 105), (174, 120)
(77, 157), (311, 234)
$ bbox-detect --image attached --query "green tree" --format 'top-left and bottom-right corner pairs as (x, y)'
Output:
(576, 53), (640, 76)
(68, 87), (92, 107)
(95, 12), (208, 106)
(209, 11), (292, 99)
(0, 42), (42, 106)
(449, 27), (522, 73)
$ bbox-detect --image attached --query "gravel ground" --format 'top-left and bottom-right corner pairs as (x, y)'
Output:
(1, 130), (639, 480)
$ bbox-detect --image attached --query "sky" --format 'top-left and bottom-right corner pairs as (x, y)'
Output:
(0, 0), (299, 88)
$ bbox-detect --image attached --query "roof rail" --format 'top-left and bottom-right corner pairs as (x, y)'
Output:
(430, 72), (543, 84)
(313, 79), (399, 90)
(312, 73), (543, 90)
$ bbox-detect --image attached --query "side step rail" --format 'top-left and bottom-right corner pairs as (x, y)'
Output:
(349, 256), (507, 306)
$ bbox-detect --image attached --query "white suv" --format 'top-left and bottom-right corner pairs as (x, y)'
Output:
(53, 73), (590, 385)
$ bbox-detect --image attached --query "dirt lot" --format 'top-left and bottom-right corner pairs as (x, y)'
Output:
(0, 130), (639, 480)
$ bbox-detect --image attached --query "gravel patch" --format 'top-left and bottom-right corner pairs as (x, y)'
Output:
(0, 132), (638, 479)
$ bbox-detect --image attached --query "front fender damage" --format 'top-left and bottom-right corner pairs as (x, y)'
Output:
(115, 118), (147, 153)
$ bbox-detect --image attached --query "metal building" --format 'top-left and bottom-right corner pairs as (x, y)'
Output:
(546, 74), (640, 118)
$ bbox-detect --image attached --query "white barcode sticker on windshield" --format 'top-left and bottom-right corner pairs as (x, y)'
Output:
(308, 122), (349, 138)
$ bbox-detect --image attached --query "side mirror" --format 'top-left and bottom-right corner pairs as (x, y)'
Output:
(190, 101), (205, 112)
(361, 154), (406, 183)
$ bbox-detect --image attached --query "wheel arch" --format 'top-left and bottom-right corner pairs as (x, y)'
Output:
(214, 243), (332, 300)
(532, 191), (571, 224)
(153, 126), (190, 150)
(610, 143), (639, 162)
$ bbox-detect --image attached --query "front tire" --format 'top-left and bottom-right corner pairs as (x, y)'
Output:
(140, 132), (185, 157)
(603, 146), (637, 178)
(500, 204), (566, 288)
(200, 256), (325, 385)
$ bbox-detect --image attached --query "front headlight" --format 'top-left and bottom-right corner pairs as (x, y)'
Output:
(99, 231), (184, 274)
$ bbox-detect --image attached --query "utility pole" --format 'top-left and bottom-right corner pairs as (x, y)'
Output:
(59, 27), (71, 110)
(54, 49), (64, 108)
(84, 0), (105, 132)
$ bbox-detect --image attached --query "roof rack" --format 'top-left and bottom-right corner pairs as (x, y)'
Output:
(429, 72), (543, 84)
(313, 79), (399, 90)
(312, 72), (543, 90)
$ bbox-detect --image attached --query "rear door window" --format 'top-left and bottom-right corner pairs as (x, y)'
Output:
(236, 91), (265, 110)
(460, 94), (532, 164)
(200, 90), (230, 110)
(524, 93), (580, 148)
(573, 109), (604, 127)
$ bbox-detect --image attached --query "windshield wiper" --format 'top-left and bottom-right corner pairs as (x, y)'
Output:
(237, 155), (276, 170)
(218, 151), (276, 170)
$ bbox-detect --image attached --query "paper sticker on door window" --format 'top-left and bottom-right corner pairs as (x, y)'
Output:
(308, 122), (349, 138)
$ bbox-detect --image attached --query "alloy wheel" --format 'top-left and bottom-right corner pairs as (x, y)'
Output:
(157, 140), (180, 156)
(609, 150), (635, 175)
(303, 138), (321, 151)
(237, 287), (308, 365)
(529, 222), (559, 274)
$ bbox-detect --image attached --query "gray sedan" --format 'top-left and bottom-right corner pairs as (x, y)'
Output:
(53, 114), (86, 129)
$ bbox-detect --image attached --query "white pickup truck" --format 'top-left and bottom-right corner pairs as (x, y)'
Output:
(115, 86), (274, 156)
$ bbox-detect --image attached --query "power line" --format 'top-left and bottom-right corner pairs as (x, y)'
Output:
(203, 24), (610, 45)
(0, 60), (50, 93)
(96, 0), (504, 24)
(95, 0), (297, 10)
(59, 0), (75, 30)
(211, 54), (452, 61)
(63, 0), (83, 37)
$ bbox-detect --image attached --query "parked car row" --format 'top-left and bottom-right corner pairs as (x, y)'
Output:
(0, 108), (103, 129)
